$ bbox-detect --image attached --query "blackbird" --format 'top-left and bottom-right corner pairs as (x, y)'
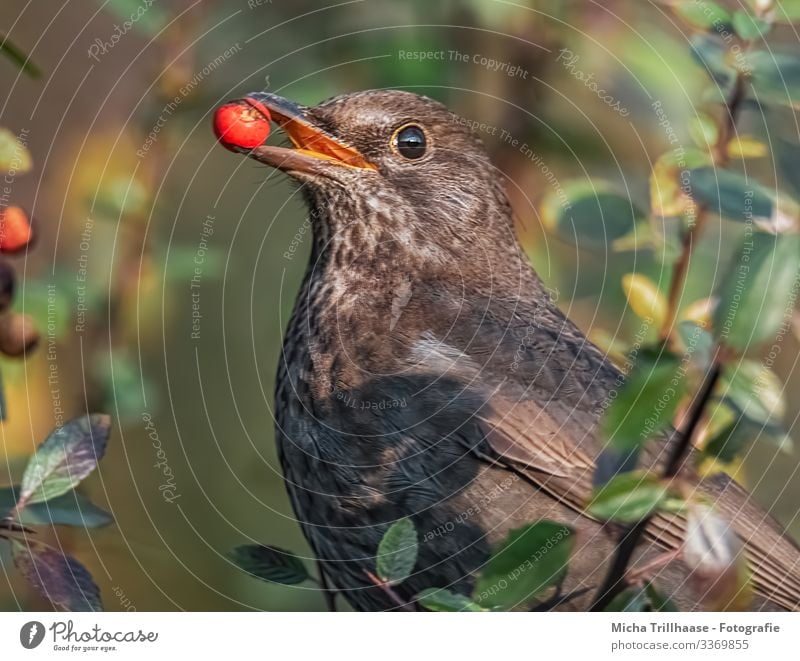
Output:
(226, 89), (800, 611)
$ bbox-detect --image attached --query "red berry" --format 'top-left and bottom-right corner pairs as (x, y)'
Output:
(213, 102), (271, 150)
(0, 206), (33, 253)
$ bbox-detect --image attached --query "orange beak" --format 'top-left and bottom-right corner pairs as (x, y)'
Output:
(239, 92), (376, 172)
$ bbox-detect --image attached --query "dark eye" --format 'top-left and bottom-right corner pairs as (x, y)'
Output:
(393, 124), (427, 159)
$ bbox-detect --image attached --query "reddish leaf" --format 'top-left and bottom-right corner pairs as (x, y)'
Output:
(12, 539), (102, 611)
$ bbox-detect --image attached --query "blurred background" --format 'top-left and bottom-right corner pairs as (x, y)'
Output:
(0, 0), (798, 610)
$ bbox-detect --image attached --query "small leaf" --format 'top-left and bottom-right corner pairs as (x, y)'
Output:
(686, 167), (773, 222)
(748, 50), (800, 107)
(602, 348), (688, 451)
(376, 517), (418, 585)
(19, 415), (111, 507)
(650, 149), (710, 218)
(683, 503), (753, 610)
(605, 581), (679, 611)
(473, 521), (574, 610)
(587, 471), (672, 523)
(604, 585), (650, 612)
(714, 232), (800, 351)
(0, 35), (41, 78)
(732, 10), (771, 40)
(541, 181), (645, 247)
(680, 297), (715, 327)
(688, 113), (719, 148)
(622, 274), (668, 328)
(674, 0), (732, 29)
(691, 34), (736, 87)
(0, 128), (33, 175)
(776, 138), (800, 199)
(0, 486), (112, 528)
(677, 320), (714, 369)
(645, 581), (680, 611)
(726, 136), (768, 159)
(227, 545), (310, 585)
(721, 360), (785, 425)
(703, 419), (752, 462)
(416, 588), (486, 612)
(12, 539), (102, 611)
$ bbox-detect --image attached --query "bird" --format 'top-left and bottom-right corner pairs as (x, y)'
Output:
(223, 89), (800, 611)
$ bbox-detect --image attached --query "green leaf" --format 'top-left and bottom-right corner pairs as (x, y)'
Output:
(0, 486), (112, 527)
(12, 539), (102, 611)
(691, 34), (735, 87)
(776, 138), (800, 199)
(645, 582), (680, 611)
(416, 588), (486, 612)
(748, 50), (800, 107)
(587, 471), (672, 523)
(688, 113), (719, 148)
(228, 545), (310, 585)
(605, 585), (650, 612)
(473, 521), (574, 610)
(703, 419), (752, 462)
(0, 128), (32, 175)
(721, 360), (785, 425)
(687, 167), (773, 222)
(0, 34), (40, 78)
(541, 181), (645, 247)
(376, 517), (418, 585)
(714, 233), (800, 351)
(602, 348), (688, 451)
(677, 320), (714, 369)
(732, 10), (772, 39)
(604, 581), (680, 611)
(19, 415), (111, 507)
(674, 0), (732, 29)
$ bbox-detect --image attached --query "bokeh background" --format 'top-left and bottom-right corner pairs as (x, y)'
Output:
(0, 0), (798, 611)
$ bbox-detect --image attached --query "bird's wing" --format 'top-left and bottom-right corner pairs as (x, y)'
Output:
(479, 396), (800, 609)
(403, 319), (800, 610)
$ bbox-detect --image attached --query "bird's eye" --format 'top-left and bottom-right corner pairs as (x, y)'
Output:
(392, 124), (427, 160)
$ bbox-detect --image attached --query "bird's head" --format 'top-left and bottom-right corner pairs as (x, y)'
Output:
(223, 89), (519, 261)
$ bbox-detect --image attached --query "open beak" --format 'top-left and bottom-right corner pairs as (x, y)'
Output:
(236, 92), (376, 173)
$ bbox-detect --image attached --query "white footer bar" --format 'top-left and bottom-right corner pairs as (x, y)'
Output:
(1, 612), (796, 660)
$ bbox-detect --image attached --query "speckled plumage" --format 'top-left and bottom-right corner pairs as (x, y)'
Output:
(243, 90), (800, 611)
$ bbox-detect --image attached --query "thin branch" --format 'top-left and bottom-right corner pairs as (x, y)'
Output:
(659, 73), (747, 342)
(364, 570), (415, 612)
(590, 359), (723, 611)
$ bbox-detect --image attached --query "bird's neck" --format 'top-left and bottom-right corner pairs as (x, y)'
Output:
(284, 182), (546, 400)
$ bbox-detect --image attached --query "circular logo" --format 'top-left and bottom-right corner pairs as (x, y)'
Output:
(20, 621), (45, 650)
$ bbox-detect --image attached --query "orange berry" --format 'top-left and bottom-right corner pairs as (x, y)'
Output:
(0, 206), (33, 253)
